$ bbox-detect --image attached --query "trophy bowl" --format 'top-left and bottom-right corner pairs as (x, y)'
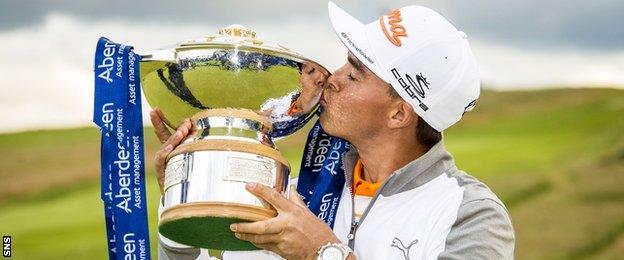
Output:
(139, 25), (330, 250)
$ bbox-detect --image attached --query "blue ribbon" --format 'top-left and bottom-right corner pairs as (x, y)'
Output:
(94, 37), (151, 260)
(297, 120), (350, 228)
(271, 109), (316, 138)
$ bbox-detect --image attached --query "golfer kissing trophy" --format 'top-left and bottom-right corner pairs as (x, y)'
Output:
(140, 25), (329, 250)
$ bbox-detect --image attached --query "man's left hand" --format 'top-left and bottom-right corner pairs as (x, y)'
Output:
(230, 183), (341, 260)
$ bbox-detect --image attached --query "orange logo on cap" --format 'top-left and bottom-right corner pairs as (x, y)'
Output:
(380, 9), (407, 47)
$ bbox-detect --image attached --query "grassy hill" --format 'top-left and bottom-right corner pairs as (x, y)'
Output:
(0, 88), (622, 259)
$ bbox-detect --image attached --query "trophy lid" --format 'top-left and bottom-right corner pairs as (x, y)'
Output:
(144, 24), (305, 62)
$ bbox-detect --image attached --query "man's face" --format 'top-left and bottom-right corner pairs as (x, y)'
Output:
(295, 61), (330, 115)
(319, 52), (395, 141)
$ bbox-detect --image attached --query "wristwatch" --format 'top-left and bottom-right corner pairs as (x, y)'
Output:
(317, 242), (353, 260)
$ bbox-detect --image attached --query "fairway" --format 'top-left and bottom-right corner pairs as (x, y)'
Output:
(0, 88), (623, 259)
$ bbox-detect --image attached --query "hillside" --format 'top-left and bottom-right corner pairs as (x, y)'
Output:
(0, 88), (622, 259)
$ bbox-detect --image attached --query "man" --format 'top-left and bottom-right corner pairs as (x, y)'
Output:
(154, 2), (515, 259)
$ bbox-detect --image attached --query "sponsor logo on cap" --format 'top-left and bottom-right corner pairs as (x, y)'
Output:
(391, 68), (429, 111)
(341, 32), (375, 64)
(464, 99), (477, 112)
(380, 9), (408, 47)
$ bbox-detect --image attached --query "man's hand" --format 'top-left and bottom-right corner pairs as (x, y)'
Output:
(231, 183), (343, 260)
(150, 108), (194, 194)
(150, 108), (172, 144)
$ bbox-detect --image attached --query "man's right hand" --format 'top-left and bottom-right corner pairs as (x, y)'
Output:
(150, 108), (195, 195)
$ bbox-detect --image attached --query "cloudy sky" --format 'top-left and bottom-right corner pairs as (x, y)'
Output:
(1, 0), (623, 133)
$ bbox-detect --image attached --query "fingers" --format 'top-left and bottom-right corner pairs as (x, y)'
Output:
(288, 185), (307, 208)
(155, 107), (167, 120)
(230, 218), (281, 235)
(150, 108), (171, 144)
(188, 119), (199, 137)
(256, 195), (276, 211)
(153, 144), (173, 194)
(245, 182), (291, 212)
(234, 232), (280, 245)
(153, 117), (193, 195)
(162, 118), (192, 148)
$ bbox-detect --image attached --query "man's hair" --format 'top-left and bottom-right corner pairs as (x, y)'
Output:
(387, 85), (441, 149)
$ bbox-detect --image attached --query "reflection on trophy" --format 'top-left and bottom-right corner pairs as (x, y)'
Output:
(139, 24), (330, 250)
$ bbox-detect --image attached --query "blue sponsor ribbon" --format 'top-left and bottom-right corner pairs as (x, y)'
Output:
(296, 120), (350, 228)
(94, 37), (151, 260)
(271, 109), (316, 138)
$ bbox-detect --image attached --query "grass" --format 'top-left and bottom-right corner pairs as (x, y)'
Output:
(568, 220), (624, 259)
(0, 88), (623, 259)
(0, 127), (100, 203)
(502, 179), (553, 210)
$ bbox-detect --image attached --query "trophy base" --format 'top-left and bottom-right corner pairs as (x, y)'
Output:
(159, 202), (276, 250)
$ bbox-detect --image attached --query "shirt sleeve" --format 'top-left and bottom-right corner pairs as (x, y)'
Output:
(437, 199), (515, 260)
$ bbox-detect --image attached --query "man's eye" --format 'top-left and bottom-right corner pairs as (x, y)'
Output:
(307, 67), (316, 74)
(348, 73), (356, 81)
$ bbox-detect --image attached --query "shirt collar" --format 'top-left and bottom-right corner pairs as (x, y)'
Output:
(342, 140), (456, 197)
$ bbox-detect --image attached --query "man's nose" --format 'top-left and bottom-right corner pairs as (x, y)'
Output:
(326, 75), (341, 92)
(314, 74), (325, 88)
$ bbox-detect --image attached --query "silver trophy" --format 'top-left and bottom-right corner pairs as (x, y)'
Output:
(139, 25), (329, 250)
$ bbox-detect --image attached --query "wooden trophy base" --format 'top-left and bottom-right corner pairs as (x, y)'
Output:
(159, 202), (276, 251)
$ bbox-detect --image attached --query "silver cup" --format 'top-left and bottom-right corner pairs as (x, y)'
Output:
(139, 25), (330, 250)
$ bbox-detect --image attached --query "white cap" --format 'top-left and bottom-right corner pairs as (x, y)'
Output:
(327, 2), (480, 132)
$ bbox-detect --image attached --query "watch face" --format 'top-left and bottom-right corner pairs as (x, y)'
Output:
(321, 246), (345, 260)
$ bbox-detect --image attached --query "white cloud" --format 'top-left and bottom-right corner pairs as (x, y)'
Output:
(0, 13), (622, 133)
(472, 39), (624, 89)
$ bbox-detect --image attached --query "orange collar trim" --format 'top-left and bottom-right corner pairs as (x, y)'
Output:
(353, 159), (382, 197)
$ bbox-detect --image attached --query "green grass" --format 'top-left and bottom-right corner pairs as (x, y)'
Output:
(0, 88), (623, 259)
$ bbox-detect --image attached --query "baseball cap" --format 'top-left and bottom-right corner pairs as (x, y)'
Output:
(327, 2), (480, 132)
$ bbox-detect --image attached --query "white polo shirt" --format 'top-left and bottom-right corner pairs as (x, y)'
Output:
(159, 141), (515, 259)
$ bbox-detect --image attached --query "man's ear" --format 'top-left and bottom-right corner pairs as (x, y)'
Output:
(387, 101), (415, 129)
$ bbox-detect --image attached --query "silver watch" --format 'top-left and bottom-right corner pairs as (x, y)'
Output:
(317, 242), (353, 260)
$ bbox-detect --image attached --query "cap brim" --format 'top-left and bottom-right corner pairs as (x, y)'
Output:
(327, 2), (379, 71)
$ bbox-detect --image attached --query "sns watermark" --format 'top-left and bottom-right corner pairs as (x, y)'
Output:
(2, 236), (10, 258)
